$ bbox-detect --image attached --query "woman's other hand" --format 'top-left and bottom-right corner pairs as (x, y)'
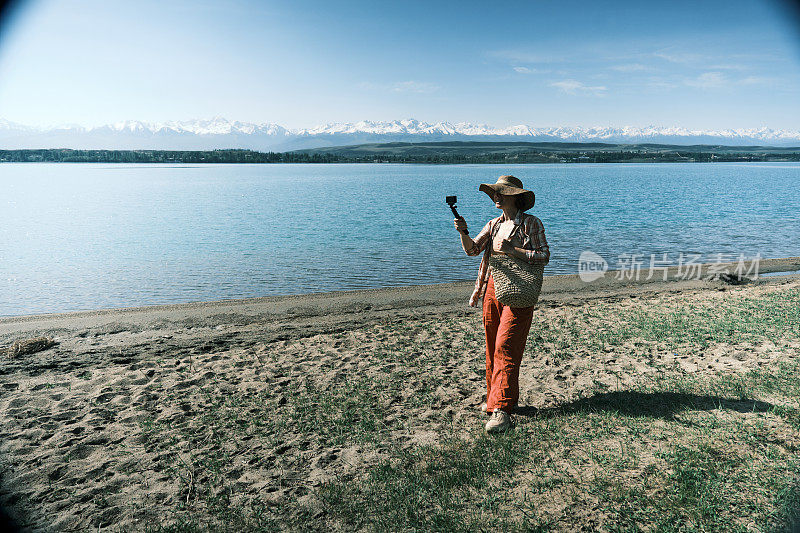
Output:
(454, 218), (468, 234)
(494, 238), (514, 255)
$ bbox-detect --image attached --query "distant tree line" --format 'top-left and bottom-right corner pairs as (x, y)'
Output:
(0, 149), (345, 163)
(1, 148), (798, 164)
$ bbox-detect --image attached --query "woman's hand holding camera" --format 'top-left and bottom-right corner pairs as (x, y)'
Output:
(454, 218), (468, 234)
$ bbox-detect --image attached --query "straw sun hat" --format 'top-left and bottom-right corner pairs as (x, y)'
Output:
(479, 175), (535, 212)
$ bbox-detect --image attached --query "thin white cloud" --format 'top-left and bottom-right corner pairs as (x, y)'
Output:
(729, 52), (782, 62)
(685, 71), (727, 89)
(646, 77), (680, 90)
(708, 64), (748, 71)
(513, 66), (548, 74)
(391, 81), (440, 93)
(550, 79), (607, 95)
(486, 49), (564, 64)
(360, 81), (440, 94)
(738, 76), (772, 85)
(610, 63), (650, 72)
(653, 50), (706, 64)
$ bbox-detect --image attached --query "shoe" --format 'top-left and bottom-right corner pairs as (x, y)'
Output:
(485, 409), (511, 433)
(479, 402), (489, 414)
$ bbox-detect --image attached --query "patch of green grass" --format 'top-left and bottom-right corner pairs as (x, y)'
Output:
(629, 288), (798, 346)
(656, 443), (744, 529)
(777, 480), (800, 533)
(319, 428), (556, 532)
(599, 439), (800, 532)
(289, 379), (392, 447)
(531, 288), (800, 360)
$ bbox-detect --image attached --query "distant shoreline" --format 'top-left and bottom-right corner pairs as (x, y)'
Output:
(2, 141), (800, 164)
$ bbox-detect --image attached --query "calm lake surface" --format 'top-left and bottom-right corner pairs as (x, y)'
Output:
(2, 162), (799, 316)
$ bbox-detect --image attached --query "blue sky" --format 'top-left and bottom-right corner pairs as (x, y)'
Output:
(0, 0), (799, 129)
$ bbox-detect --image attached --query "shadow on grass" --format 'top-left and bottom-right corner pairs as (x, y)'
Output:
(515, 390), (774, 420)
(784, 481), (800, 533)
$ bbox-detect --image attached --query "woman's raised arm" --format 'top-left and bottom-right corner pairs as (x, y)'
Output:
(456, 218), (492, 256)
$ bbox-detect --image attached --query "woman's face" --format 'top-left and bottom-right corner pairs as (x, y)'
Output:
(494, 191), (515, 210)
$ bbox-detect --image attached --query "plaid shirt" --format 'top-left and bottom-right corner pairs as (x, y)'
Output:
(465, 210), (550, 307)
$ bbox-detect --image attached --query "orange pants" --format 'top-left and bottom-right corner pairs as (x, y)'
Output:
(482, 275), (535, 413)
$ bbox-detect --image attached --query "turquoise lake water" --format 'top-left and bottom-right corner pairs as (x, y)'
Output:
(1, 162), (799, 316)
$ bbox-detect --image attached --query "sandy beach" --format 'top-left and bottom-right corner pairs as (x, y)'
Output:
(1, 256), (799, 531)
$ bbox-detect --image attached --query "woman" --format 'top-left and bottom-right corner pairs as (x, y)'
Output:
(454, 175), (550, 433)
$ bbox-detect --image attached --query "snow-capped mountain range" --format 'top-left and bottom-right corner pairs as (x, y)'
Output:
(1, 117), (799, 150)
